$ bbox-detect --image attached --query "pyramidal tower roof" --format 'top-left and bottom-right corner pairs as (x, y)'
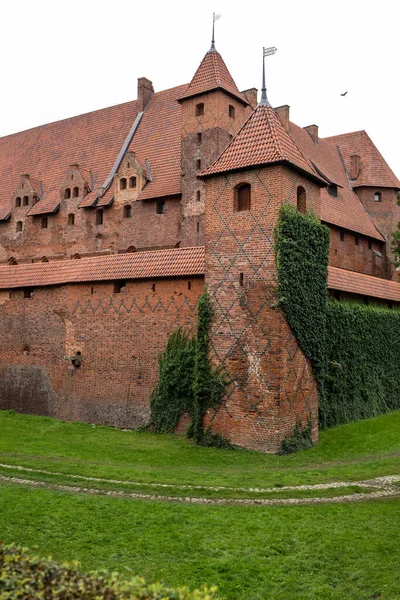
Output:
(178, 49), (249, 105)
(201, 103), (325, 182)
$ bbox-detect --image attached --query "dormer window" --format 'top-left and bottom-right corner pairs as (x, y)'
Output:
(73, 187), (79, 198)
(15, 197), (21, 207)
(195, 103), (204, 117)
(374, 191), (382, 202)
(129, 177), (136, 189)
(120, 178), (127, 190)
(123, 205), (132, 218)
(234, 183), (251, 212)
(64, 188), (71, 199)
(327, 184), (338, 198)
(23, 196), (29, 206)
(229, 105), (235, 119)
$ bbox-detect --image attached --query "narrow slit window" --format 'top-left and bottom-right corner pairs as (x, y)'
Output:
(196, 159), (201, 170)
(239, 273), (244, 287)
(120, 178), (127, 190)
(229, 105), (235, 119)
(68, 213), (75, 225)
(197, 132), (202, 144)
(296, 186), (306, 214)
(41, 217), (48, 229)
(196, 190), (201, 202)
(96, 209), (103, 225)
(156, 200), (165, 215)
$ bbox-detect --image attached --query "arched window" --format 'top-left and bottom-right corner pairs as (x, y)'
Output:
(41, 256), (49, 263)
(23, 196), (29, 206)
(374, 191), (382, 202)
(72, 253), (81, 259)
(229, 105), (235, 119)
(120, 178), (127, 190)
(129, 177), (136, 189)
(297, 186), (306, 214)
(123, 205), (132, 218)
(127, 245), (136, 253)
(67, 213), (75, 225)
(234, 183), (251, 212)
(196, 190), (201, 202)
(73, 187), (79, 198)
(15, 197), (21, 207)
(64, 188), (71, 199)
(16, 221), (23, 232)
(8, 257), (17, 265)
(195, 103), (204, 117)
(96, 209), (103, 225)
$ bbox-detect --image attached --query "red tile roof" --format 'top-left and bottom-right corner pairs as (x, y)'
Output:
(0, 101), (139, 220)
(289, 123), (385, 241)
(328, 266), (400, 302)
(201, 104), (323, 183)
(27, 189), (60, 216)
(178, 50), (248, 106)
(0, 246), (205, 289)
(324, 131), (400, 189)
(133, 85), (187, 201)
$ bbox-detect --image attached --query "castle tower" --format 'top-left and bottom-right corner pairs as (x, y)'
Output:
(178, 42), (252, 247)
(200, 101), (326, 452)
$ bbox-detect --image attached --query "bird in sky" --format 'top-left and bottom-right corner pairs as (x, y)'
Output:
(340, 91), (348, 96)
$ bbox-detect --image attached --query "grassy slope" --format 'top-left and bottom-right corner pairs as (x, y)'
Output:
(0, 410), (400, 599)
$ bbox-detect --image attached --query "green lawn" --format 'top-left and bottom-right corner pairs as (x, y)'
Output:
(0, 410), (400, 599)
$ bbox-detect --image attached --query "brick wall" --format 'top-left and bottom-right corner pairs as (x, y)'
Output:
(328, 225), (388, 277)
(0, 277), (203, 427)
(203, 165), (320, 452)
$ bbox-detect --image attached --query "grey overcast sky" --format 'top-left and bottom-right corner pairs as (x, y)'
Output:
(1, 0), (399, 177)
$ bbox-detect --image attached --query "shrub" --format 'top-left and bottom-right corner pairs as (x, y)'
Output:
(0, 542), (217, 599)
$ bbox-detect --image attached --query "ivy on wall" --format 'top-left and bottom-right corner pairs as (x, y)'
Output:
(276, 204), (400, 429)
(150, 292), (228, 444)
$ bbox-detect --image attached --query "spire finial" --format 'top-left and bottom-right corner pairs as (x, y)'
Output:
(210, 13), (222, 51)
(260, 46), (277, 106)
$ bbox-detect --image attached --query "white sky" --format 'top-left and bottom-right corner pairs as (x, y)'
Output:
(1, 0), (399, 177)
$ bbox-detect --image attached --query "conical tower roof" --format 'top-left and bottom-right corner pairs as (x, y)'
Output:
(200, 103), (325, 183)
(178, 49), (249, 105)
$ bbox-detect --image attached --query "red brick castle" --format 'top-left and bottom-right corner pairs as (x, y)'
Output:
(0, 37), (399, 451)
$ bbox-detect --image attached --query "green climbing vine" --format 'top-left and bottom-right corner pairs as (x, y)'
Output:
(150, 291), (228, 445)
(275, 203), (400, 429)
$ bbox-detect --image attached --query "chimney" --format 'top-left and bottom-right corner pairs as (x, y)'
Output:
(275, 105), (290, 132)
(137, 77), (154, 112)
(349, 154), (361, 180)
(241, 88), (258, 109)
(304, 124), (318, 144)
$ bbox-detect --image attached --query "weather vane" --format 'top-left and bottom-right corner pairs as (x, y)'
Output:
(260, 46), (277, 106)
(211, 13), (222, 51)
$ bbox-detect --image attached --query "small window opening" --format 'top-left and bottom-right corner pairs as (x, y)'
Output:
(24, 288), (33, 299)
(41, 217), (48, 229)
(41, 256), (49, 263)
(73, 187), (79, 198)
(127, 162), (130, 168)
(123, 205), (132, 218)
(71, 174), (74, 180)
(64, 188), (71, 199)
(197, 132), (202, 144)
(239, 273), (244, 287)
(152, 283), (156, 292)
(91, 287), (94, 295)
(340, 230), (345, 242)
(96, 209), (103, 225)
(23, 196), (29, 206)
(374, 191), (382, 202)
(68, 213), (75, 225)
(22, 344), (30, 355)
(156, 200), (165, 215)
(368, 239), (372, 250)
(120, 178), (127, 190)
(114, 280), (126, 294)
(235, 183), (251, 212)
(16, 221), (23, 232)
(195, 103), (204, 117)
(129, 176), (136, 189)
(127, 245), (137, 253)
(188, 281), (191, 290)
(72, 253), (81, 260)
(327, 184), (338, 198)
(229, 105), (235, 119)
(15, 197), (21, 207)
(21, 183), (24, 189)
(8, 257), (17, 265)
(296, 186), (306, 214)
(197, 221), (200, 233)
(355, 234), (359, 246)
(196, 190), (201, 202)
(196, 159), (201, 170)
